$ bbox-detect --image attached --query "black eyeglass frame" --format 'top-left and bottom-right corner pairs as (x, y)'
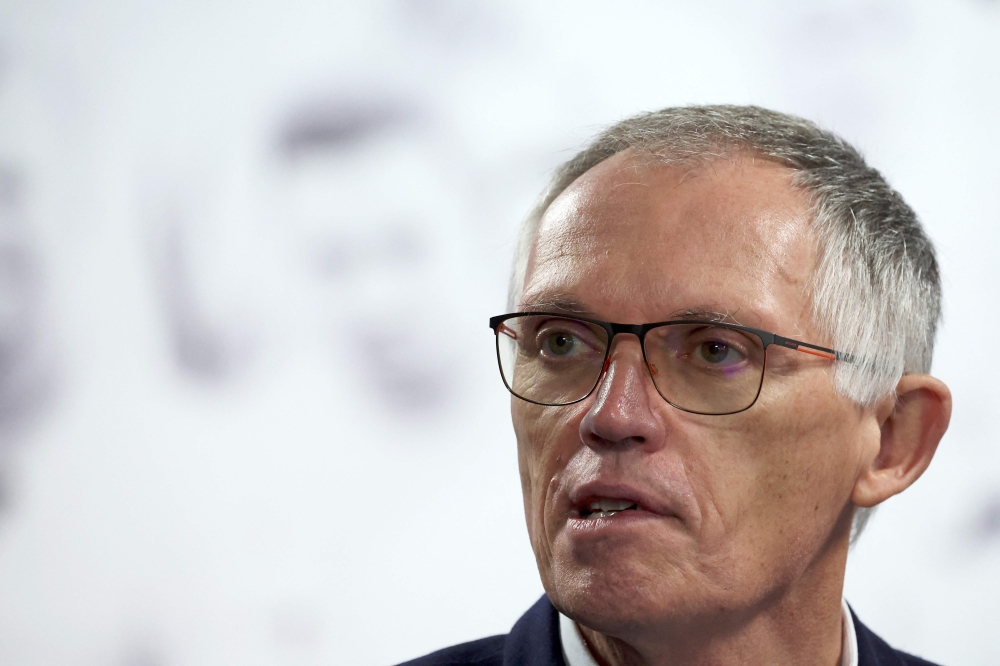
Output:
(489, 312), (854, 415)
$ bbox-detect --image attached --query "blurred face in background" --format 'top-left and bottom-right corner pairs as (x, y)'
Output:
(512, 152), (879, 647)
(274, 112), (473, 415)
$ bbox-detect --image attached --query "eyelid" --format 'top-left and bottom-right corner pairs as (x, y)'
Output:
(535, 316), (595, 334)
(535, 318), (603, 346)
(692, 325), (761, 351)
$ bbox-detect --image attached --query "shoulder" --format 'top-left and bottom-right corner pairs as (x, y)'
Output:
(394, 595), (564, 666)
(851, 608), (945, 666)
(895, 653), (944, 666)
(395, 635), (505, 666)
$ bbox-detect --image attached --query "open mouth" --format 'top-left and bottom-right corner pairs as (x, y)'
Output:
(578, 498), (641, 519)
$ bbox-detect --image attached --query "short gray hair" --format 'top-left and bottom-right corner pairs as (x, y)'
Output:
(509, 105), (941, 539)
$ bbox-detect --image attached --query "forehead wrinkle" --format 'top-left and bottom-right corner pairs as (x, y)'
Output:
(609, 179), (649, 192)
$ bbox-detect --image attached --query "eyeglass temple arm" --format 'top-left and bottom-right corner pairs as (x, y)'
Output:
(771, 334), (854, 363)
(496, 322), (518, 340)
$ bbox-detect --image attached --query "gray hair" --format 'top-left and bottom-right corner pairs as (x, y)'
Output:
(509, 105), (941, 540)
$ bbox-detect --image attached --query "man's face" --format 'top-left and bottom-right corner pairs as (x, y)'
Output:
(514, 152), (879, 638)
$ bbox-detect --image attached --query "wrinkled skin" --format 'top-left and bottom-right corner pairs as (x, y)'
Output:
(512, 152), (951, 666)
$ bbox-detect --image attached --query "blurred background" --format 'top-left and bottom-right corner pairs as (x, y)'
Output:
(0, 0), (997, 664)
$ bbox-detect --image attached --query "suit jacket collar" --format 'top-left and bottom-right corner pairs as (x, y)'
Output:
(850, 605), (923, 666)
(503, 595), (567, 666)
(503, 596), (928, 666)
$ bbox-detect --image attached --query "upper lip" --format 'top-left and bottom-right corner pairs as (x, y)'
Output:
(568, 479), (680, 519)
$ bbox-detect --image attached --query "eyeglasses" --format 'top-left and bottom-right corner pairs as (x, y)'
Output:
(489, 312), (852, 415)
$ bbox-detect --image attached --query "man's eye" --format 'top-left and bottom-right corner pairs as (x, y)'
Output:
(697, 340), (740, 365)
(545, 332), (576, 355)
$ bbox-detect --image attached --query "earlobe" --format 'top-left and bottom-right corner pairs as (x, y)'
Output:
(851, 374), (953, 509)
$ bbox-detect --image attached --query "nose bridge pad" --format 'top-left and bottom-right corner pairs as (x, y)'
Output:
(599, 334), (646, 384)
(582, 336), (660, 448)
(595, 336), (653, 399)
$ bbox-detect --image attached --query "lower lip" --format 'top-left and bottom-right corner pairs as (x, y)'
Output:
(565, 508), (667, 533)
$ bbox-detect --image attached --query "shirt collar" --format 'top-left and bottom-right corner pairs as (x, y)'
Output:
(559, 599), (859, 666)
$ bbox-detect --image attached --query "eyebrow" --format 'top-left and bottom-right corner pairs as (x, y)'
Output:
(517, 297), (747, 326)
(667, 307), (746, 326)
(518, 296), (596, 316)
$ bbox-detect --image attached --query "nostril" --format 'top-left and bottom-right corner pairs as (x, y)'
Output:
(586, 433), (646, 448)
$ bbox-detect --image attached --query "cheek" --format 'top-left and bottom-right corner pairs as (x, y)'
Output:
(685, 376), (859, 569)
(706, 382), (862, 560)
(512, 401), (585, 544)
(757, 398), (859, 509)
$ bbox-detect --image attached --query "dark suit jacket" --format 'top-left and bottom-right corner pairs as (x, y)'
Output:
(398, 595), (941, 666)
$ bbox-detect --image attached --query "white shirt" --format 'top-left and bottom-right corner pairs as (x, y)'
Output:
(559, 598), (858, 666)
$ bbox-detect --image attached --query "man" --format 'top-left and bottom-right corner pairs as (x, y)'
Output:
(402, 106), (952, 666)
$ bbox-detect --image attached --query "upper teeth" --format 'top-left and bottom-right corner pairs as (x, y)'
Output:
(589, 499), (636, 512)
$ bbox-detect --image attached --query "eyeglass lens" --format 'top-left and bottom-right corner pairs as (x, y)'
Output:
(496, 314), (767, 415)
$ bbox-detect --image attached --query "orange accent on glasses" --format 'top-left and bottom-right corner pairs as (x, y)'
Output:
(648, 362), (659, 375)
(498, 323), (518, 340)
(796, 346), (836, 360)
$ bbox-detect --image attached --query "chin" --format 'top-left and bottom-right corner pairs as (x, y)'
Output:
(545, 555), (690, 637)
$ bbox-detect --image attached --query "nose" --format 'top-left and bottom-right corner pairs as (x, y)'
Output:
(579, 335), (665, 451)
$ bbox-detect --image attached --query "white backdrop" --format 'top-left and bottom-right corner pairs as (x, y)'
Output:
(0, 1), (997, 664)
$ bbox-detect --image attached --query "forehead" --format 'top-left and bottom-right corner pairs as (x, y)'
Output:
(522, 151), (818, 328)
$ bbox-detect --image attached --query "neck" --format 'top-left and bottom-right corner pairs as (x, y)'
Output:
(577, 520), (852, 666)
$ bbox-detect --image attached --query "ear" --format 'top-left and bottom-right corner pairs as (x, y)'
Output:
(852, 374), (952, 508)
